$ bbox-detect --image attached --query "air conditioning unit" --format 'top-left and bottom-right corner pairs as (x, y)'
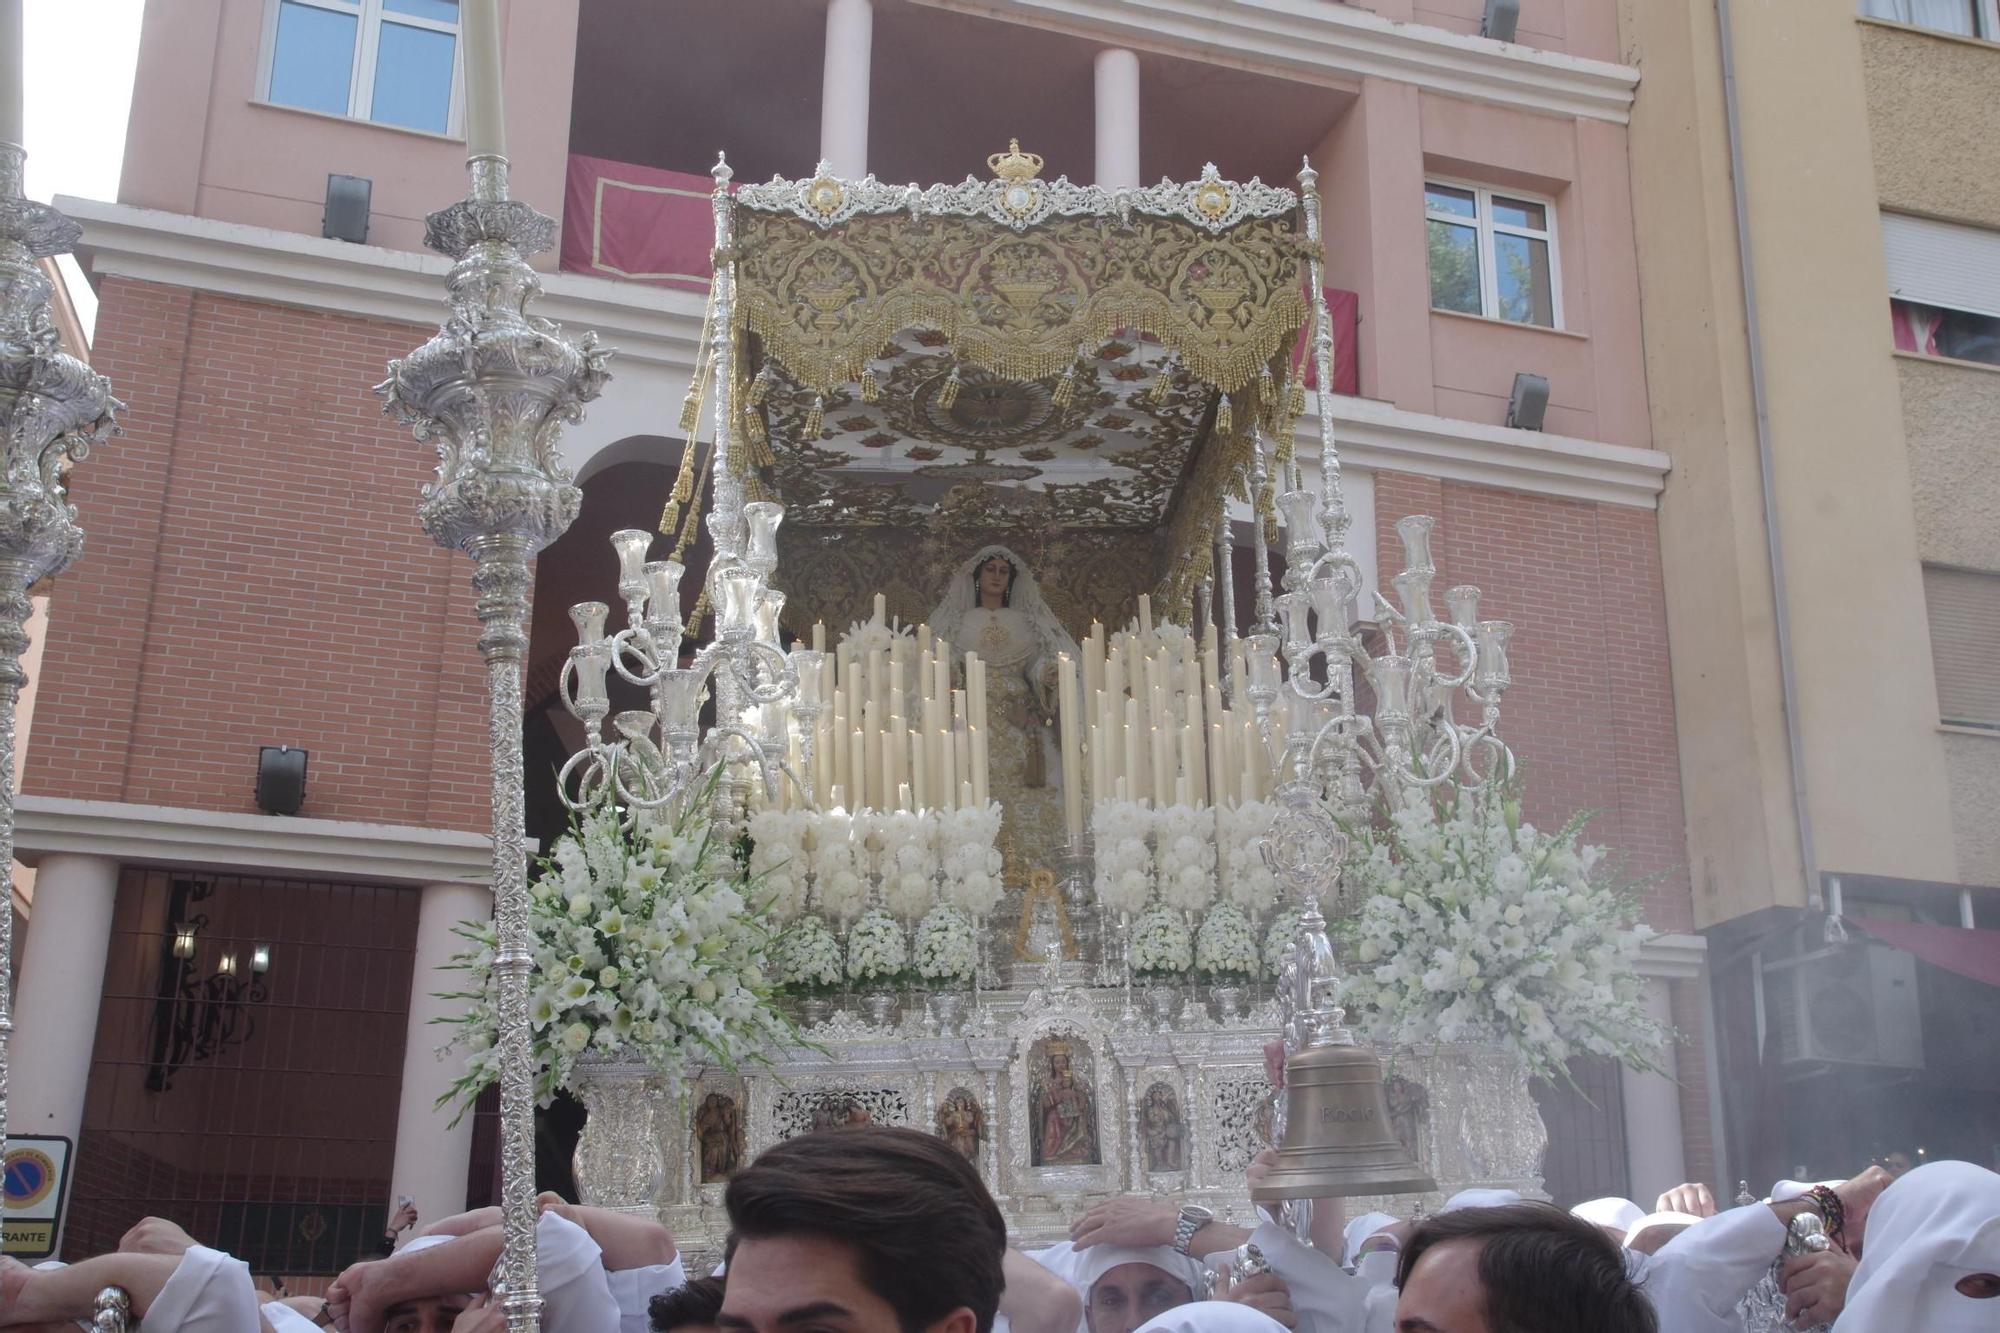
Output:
(1761, 942), (1924, 1071)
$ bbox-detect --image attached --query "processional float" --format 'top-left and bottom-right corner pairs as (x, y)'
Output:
(387, 17), (1527, 1317)
(542, 139), (1531, 1261)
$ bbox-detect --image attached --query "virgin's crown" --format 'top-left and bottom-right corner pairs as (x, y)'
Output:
(988, 139), (1045, 182)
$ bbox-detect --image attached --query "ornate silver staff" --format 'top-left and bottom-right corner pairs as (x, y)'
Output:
(0, 124), (122, 1158)
(378, 105), (611, 1333)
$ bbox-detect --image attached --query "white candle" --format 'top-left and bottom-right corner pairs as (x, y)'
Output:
(863, 701), (883, 810)
(1057, 654), (1082, 840)
(0, 0), (21, 149)
(1138, 593), (1153, 641)
(850, 726), (867, 812)
(940, 727), (958, 811)
(813, 620), (827, 655)
(1209, 721), (1227, 812)
(874, 592), (887, 624)
(971, 724), (989, 807)
(966, 653), (987, 733)
(912, 730), (928, 810)
(1124, 697), (1145, 801)
(462, 0), (507, 159)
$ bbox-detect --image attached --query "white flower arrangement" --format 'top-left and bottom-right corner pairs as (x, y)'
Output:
(1155, 802), (1217, 914)
(777, 915), (845, 994)
(940, 801), (1005, 919)
(913, 904), (979, 986)
(440, 790), (788, 1111)
(1130, 902), (1194, 980)
(747, 807), (811, 923)
(1336, 782), (1667, 1081)
(839, 615), (915, 689)
(1221, 801), (1281, 917)
(1151, 620), (1192, 656)
(810, 808), (870, 925)
(1195, 902), (1261, 982)
(1263, 905), (1306, 979)
(1092, 799), (1155, 916)
(846, 906), (909, 986)
(876, 807), (939, 922)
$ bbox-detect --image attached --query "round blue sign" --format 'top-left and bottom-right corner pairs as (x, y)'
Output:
(4, 1150), (53, 1206)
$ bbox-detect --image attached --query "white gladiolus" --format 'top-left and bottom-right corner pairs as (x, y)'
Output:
(438, 791), (789, 1112)
(1336, 785), (1667, 1081)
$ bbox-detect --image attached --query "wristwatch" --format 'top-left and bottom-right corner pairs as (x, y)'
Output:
(1172, 1203), (1215, 1256)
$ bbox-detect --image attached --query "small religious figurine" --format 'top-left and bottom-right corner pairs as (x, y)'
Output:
(1029, 1037), (1100, 1167)
(930, 546), (1079, 880)
(1384, 1076), (1430, 1164)
(937, 1088), (985, 1162)
(1140, 1083), (1186, 1173)
(694, 1091), (742, 1183)
(810, 1095), (872, 1132)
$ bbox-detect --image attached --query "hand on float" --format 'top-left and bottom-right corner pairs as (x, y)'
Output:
(1070, 1196), (1180, 1249)
(1654, 1182), (1716, 1219)
(1780, 1249), (1856, 1325)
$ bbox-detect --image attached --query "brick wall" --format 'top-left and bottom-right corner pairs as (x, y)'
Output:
(1375, 472), (1693, 933)
(24, 278), (493, 832)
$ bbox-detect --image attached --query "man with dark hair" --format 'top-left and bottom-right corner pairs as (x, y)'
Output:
(650, 1275), (726, 1333)
(1392, 1203), (1657, 1333)
(718, 1124), (1009, 1333)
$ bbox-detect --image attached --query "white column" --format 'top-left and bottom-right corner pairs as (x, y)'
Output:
(819, 0), (872, 178)
(1622, 978), (1688, 1205)
(1094, 48), (1141, 189)
(389, 881), (491, 1230)
(10, 853), (120, 1142)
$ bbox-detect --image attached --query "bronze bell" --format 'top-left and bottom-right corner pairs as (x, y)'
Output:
(1251, 1035), (1435, 1201)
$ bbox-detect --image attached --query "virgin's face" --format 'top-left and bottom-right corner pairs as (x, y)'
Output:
(978, 558), (1012, 600)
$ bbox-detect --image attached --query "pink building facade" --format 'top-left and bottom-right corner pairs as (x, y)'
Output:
(11, 0), (1706, 1272)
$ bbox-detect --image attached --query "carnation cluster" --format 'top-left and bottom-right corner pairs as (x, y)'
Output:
(1092, 799), (1155, 915)
(846, 907), (910, 985)
(913, 904), (979, 986)
(1155, 803), (1218, 914)
(1220, 801), (1281, 916)
(1194, 901), (1260, 982)
(776, 916), (845, 993)
(1336, 784), (1667, 1080)
(1130, 903), (1194, 979)
(441, 796), (788, 1109)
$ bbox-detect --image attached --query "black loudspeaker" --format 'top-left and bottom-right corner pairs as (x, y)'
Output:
(323, 174), (372, 244)
(255, 746), (309, 816)
(1505, 372), (1550, 432)
(1481, 0), (1520, 41)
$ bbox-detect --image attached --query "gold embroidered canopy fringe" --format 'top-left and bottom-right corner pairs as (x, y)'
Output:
(686, 147), (1323, 619)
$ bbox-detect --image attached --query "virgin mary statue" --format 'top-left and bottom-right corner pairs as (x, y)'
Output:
(930, 545), (1079, 879)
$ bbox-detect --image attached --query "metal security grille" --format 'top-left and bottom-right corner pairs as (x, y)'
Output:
(1532, 1056), (1631, 1209)
(64, 866), (420, 1279)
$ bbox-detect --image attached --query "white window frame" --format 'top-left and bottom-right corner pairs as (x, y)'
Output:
(1424, 177), (1564, 331)
(258, 0), (464, 138)
(1859, 0), (2000, 39)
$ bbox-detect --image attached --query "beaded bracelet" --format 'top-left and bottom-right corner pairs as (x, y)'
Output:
(1805, 1184), (1846, 1249)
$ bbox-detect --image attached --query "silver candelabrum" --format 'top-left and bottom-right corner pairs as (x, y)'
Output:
(379, 152), (612, 1333)
(0, 140), (122, 1161)
(554, 161), (802, 831)
(1249, 160), (1516, 1246)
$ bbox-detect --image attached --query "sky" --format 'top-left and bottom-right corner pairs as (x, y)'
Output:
(26, 0), (147, 337)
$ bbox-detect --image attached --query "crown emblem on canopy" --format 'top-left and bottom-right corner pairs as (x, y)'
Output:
(988, 139), (1045, 182)
(989, 139), (1046, 218)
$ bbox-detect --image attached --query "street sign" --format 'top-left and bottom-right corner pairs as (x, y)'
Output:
(3, 1135), (73, 1260)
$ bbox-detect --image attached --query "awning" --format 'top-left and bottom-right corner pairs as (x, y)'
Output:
(1850, 915), (2000, 989)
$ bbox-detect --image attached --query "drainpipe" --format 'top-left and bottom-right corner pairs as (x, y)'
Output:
(1715, 0), (1823, 911)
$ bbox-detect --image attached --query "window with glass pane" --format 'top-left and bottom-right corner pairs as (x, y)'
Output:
(269, 1), (359, 117)
(372, 19), (456, 132)
(1858, 0), (1986, 38)
(1424, 180), (1561, 329)
(264, 0), (458, 133)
